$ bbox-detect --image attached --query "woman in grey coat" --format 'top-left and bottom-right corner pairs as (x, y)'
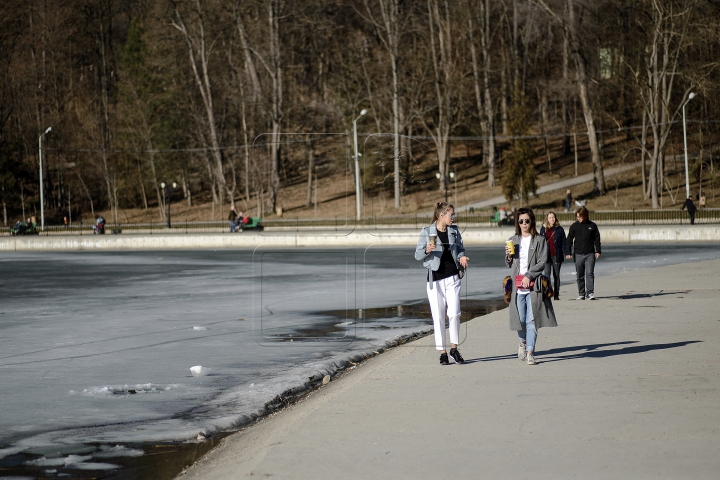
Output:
(505, 207), (557, 365)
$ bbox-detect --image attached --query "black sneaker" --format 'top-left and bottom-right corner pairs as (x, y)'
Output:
(439, 352), (449, 365)
(449, 347), (465, 364)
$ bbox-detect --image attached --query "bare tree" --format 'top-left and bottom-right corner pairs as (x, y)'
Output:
(532, 0), (606, 195)
(171, 0), (227, 212)
(423, 0), (463, 196)
(361, 0), (404, 208)
(628, 0), (697, 208)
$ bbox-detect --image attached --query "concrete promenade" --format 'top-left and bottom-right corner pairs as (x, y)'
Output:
(178, 259), (720, 479)
(2, 224), (720, 251)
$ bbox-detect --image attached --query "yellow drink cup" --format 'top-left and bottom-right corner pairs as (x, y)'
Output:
(506, 240), (515, 255)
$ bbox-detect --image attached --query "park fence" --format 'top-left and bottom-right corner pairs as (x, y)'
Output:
(4, 208), (719, 236)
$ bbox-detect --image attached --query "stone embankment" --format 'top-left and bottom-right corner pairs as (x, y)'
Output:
(1, 225), (719, 251)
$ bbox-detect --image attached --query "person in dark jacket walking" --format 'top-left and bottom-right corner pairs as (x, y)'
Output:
(681, 197), (697, 225)
(228, 206), (237, 232)
(565, 207), (601, 300)
(539, 212), (566, 301)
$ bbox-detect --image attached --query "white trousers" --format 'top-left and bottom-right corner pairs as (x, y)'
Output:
(427, 275), (462, 351)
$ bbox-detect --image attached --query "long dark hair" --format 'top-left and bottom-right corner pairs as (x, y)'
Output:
(430, 201), (453, 225)
(514, 207), (537, 237)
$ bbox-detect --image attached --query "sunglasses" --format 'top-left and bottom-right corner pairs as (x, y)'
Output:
(518, 219), (531, 225)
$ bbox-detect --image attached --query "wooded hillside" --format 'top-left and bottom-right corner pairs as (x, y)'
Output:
(2, 0), (720, 225)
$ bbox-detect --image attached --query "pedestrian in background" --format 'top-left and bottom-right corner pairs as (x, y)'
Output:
(681, 196), (697, 225)
(505, 207), (557, 365)
(565, 207), (601, 300)
(228, 206), (237, 232)
(415, 201), (469, 366)
(539, 212), (566, 301)
(565, 189), (573, 212)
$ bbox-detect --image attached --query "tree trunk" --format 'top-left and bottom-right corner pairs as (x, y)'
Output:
(306, 136), (315, 207)
(567, 0), (605, 195)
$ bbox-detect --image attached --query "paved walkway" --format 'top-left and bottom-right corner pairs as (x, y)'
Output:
(178, 260), (720, 479)
(456, 161), (641, 211)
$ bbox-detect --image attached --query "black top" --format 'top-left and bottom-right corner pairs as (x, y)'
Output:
(432, 229), (459, 281)
(682, 198), (697, 214)
(565, 220), (601, 256)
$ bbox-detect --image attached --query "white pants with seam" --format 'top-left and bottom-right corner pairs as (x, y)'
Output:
(427, 275), (462, 351)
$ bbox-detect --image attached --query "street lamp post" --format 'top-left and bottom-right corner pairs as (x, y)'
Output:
(160, 181), (178, 228)
(435, 171), (455, 203)
(352, 109), (368, 221)
(682, 92), (696, 200)
(38, 127), (52, 230)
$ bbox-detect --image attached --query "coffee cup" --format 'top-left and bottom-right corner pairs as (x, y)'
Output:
(429, 233), (437, 246)
(505, 240), (515, 256)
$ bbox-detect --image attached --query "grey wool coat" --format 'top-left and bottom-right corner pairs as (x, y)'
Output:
(505, 233), (558, 331)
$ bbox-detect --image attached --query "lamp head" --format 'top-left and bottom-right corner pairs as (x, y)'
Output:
(435, 172), (441, 179)
(172, 182), (178, 189)
(449, 172), (455, 179)
(688, 92), (696, 100)
(160, 182), (166, 189)
(45, 127), (52, 134)
(360, 109), (368, 116)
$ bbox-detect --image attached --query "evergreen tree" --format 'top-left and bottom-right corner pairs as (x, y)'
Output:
(502, 83), (537, 205)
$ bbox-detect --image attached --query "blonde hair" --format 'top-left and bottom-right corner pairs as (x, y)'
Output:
(430, 201), (453, 225)
(543, 211), (560, 229)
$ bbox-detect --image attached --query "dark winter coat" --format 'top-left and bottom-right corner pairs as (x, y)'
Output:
(539, 225), (567, 263)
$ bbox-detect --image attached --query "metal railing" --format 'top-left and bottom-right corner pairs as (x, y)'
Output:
(3, 208), (718, 236)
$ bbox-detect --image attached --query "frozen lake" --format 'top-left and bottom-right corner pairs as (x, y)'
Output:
(1, 243), (720, 476)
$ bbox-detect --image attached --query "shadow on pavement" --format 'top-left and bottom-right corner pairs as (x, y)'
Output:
(473, 341), (639, 363)
(539, 340), (701, 363)
(603, 291), (691, 300)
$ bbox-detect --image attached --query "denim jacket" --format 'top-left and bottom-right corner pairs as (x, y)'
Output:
(415, 223), (466, 287)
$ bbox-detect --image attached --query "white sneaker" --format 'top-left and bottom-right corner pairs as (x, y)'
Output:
(527, 352), (536, 365)
(576, 295), (585, 300)
(587, 293), (596, 300)
(518, 343), (527, 360)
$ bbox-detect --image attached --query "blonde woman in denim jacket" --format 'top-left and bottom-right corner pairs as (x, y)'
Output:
(415, 202), (469, 366)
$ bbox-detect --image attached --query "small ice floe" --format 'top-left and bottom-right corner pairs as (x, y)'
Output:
(93, 445), (144, 458)
(190, 366), (211, 376)
(196, 430), (210, 442)
(334, 321), (353, 327)
(26, 454), (92, 467)
(71, 384), (179, 396)
(192, 326), (207, 331)
(70, 461), (121, 470)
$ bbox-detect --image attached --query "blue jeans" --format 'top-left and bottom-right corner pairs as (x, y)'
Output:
(230, 220), (236, 232)
(516, 293), (537, 352)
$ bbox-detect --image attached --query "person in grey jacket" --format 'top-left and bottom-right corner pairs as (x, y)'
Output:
(415, 202), (469, 365)
(505, 207), (557, 365)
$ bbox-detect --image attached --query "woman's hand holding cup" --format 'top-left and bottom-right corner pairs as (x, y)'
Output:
(426, 234), (437, 254)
